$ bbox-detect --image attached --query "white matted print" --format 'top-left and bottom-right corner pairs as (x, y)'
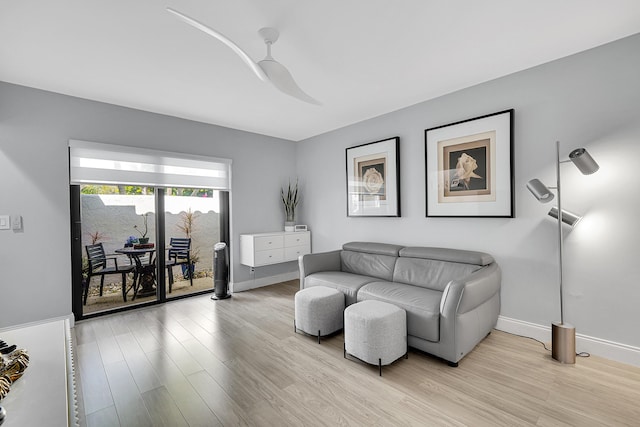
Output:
(346, 137), (400, 217)
(425, 110), (513, 217)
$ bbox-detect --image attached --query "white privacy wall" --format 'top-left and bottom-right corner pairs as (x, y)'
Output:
(295, 34), (640, 351)
(0, 82), (297, 328)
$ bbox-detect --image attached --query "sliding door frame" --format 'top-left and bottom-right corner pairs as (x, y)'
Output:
(70, 186), (229, 321)
(70, 185), (84, 318)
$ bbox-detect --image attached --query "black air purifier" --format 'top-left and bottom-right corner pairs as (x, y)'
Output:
(212, 242), (231, 300)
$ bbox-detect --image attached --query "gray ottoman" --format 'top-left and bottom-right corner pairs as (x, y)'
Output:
(294, 286), (345, 343)
(344, 300), (407, 376)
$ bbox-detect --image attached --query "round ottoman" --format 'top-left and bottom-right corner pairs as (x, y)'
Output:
(344, 300), (407, 376)
(294, 286), (345, 343)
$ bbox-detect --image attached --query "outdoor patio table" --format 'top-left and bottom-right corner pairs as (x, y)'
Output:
(115, 246), (157, 299)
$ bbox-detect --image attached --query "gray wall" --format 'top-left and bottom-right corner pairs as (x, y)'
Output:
(0, 82), (297, 328)
(296, 33), (640, 348)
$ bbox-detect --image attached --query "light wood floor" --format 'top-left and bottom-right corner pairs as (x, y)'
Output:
(74, 280), (640, 426)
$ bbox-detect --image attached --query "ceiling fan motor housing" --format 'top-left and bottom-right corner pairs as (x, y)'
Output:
(258, 27), (280, 45)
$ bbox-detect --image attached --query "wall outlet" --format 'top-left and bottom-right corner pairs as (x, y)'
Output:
(0, 215), (9, 230)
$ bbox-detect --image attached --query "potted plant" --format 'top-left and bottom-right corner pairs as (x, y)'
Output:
(176, 208), (200, 278)
(281, 179), (299, 232)
(134, 213), (150, 244)
(125, 235), (138, 247)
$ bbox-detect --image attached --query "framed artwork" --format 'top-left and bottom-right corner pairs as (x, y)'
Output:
(346, 137), (400, 217)
(425, 109), (514, 217)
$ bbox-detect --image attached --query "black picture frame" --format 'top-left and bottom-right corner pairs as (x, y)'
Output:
(425, 109), (514, 218)
(346, 137), (401, 217)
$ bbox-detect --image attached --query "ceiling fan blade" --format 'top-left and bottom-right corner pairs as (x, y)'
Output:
(258, 59), (321, 105)
(166, 7), (268, 82)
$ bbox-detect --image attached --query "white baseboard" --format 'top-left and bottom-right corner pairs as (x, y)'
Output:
(232, 272), (299, 293)
(496, 315), (640, 368)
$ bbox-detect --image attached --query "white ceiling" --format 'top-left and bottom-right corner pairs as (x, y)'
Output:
(2, 1), (640, 141)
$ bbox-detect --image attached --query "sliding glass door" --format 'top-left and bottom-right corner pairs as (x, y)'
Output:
(163, 188), (218, 300)
(77, 184), (157, 315)
(71, 185), (229, 320)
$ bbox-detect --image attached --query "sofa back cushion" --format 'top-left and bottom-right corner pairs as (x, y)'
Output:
(399, 247), (494, 266)
(341, 242), (402, 281)
(394, 247), (493, 291)
(393, 258), (480, 291)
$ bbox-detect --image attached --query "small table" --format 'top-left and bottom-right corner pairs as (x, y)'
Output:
(115, 247), (157, 298)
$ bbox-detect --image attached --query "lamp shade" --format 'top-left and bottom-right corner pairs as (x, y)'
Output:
(569, 148), (599, 175)
(526, 179), (554, 203)
(548, 206), (582, 227)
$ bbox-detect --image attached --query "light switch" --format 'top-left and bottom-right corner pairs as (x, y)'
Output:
(11, 215), (22, 230)
(0, 215), (9, 230)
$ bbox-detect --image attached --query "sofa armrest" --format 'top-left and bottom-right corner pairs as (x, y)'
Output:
(298, 250), (342, 287)
(440, 263), (501, 316)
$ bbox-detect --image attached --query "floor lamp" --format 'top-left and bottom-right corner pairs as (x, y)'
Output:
(526, 141), (599, 364)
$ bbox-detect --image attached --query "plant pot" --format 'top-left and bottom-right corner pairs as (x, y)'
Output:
(138, 237), (150, 244)
(284, 221), (295, 232)
(181, 263), (195, 279)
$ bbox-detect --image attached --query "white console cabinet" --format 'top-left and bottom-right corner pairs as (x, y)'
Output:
(240, 231), (311, 267)
(0, 319), (78, 427)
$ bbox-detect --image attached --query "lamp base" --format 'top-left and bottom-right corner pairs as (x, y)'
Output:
(551, 322), (576, 364)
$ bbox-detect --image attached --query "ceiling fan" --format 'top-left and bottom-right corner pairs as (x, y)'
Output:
(166, 7), (321, 105)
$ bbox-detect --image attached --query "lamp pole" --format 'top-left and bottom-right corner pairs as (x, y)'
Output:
(555, 140), (564, 325)
(552, 140), (576, 364)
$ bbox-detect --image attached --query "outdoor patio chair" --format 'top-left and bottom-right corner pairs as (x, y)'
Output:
(167, 237), (193, 292)
(84, 243), (135, 304)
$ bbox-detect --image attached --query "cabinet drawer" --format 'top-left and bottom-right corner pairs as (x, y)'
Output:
(254, 235), (284, 251)
(284, 232), (310, 247)
(254, 248), (284, 265)
(285, 245), (311, 261)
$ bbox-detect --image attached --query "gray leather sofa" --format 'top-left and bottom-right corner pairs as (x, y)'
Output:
(299, 242), (501, 366)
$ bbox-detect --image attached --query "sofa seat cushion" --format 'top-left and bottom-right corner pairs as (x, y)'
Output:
(357, 281), (442, 343)
(304, 272), (377, 305)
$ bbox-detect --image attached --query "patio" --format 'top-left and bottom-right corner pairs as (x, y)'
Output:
(83, 272), (214, 314)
